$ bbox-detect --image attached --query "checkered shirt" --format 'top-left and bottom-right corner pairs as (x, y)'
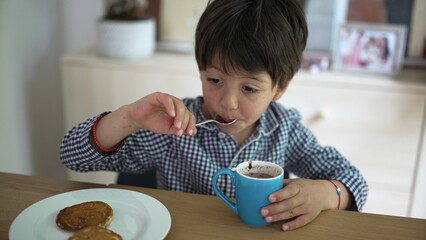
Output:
(60, 96), (368, 211)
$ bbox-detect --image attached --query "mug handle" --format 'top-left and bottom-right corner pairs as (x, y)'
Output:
(212, 168), (238, 215)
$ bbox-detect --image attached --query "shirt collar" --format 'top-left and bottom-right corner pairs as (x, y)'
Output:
(257, 103), (279, 136)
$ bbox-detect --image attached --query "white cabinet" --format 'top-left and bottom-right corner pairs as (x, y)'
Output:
(61, 49), (426, 218)
(279, 71), (426, 217)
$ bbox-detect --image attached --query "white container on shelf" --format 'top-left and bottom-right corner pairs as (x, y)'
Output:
(97, 18), (156, 60)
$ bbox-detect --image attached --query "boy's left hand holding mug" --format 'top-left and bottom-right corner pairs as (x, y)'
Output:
(261, 178), (354, 231)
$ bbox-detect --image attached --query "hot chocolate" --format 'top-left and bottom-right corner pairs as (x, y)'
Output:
(244, 172), (275, 179)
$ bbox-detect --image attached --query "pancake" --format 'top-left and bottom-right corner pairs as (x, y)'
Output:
(56, 201), (113, 232)
(68, 226), (123, 240)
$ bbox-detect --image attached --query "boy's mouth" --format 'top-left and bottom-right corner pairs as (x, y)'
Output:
(216, 115), (237, 125)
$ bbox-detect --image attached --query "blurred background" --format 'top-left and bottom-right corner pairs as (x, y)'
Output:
(1, 0), (425, 218)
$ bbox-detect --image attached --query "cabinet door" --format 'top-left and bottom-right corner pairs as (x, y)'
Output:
(278, 82), (426, 217)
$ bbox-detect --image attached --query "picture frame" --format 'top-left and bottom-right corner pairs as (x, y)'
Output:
(333, 22), (407, 75)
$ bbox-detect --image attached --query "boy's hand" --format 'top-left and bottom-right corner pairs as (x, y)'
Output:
(129, 92), (197, 136)
(260, 178), (337, 231)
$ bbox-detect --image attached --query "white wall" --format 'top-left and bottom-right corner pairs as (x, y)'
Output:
(0, 0), (101, 179)
(61, 0), (103, 53)
(304, 0), (348, 53)
(408, 0), (426, 57)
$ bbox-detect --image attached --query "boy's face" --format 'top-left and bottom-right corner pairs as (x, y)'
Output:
(200, 60), (286, 143)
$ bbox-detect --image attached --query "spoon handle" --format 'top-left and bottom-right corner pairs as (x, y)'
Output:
(195, 119), (216, 126)
(195, 119), (237, 126)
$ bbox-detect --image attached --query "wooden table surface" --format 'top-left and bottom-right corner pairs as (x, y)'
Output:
(1, 172), (425, 240)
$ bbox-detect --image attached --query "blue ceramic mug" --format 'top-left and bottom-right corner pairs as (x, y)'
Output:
(212, 161), (284, 226)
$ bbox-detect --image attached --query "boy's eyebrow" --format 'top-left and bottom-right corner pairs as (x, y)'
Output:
(244, 76), (264, 82)
(209, 65), (225, 73)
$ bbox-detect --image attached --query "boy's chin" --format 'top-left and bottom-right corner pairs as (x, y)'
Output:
(218, 124), (238, 132)
(219, 121), (251, 132)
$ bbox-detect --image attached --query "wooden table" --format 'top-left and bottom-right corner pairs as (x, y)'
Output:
(1, 172), (425, 240)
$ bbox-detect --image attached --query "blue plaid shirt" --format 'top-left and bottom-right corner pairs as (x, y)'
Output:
(60, 96), (368, 210)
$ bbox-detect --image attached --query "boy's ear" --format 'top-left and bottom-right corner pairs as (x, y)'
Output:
(272, 83), (289, 100)
(273, 89), (285, 100)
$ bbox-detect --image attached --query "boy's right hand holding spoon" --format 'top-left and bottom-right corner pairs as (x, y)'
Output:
(94, 92), (197, 150)
(128, 92), (197, 136)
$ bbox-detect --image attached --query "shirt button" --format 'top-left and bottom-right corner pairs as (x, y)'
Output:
(218, 132), (226, 139)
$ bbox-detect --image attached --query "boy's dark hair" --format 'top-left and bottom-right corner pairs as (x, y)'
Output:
(195, 0), (308, 90)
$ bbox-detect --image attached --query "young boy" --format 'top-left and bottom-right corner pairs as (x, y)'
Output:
(60, 0), (368, 231)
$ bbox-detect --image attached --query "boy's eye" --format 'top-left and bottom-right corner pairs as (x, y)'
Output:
(207, 78), (221, 84)
(243, 86), (258, 93)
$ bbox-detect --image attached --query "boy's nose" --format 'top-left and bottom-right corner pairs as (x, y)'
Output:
(220, 90), (238, 110)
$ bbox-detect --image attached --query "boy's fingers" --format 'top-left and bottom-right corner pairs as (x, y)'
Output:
(185, 114), (197, 135)
(264, 205), (304, 222)
(151, 93), (195, 136)
(172, 98), (187, 130)
(269, 182), (299, 202)
(169, 125), (180, 135)
(264, 196), (303, 216)
(157, 93), (176, 118)
(284, 179), (294, 185)
(180, 111), (191, 133)
(281, 214), (314, 231)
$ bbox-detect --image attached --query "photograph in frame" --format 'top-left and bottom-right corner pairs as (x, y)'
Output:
(333, 22), (407, 75)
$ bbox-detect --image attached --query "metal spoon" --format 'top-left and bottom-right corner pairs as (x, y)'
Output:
(195, 119), (237, 126)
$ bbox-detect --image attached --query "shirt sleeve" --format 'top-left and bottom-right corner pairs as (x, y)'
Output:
(283, 109), (368, 211)
(59, 112), (171, 174)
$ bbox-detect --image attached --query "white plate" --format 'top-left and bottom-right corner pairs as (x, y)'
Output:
(9, 188), (171, 240)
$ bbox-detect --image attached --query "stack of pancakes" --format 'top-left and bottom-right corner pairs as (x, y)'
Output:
(56, 201), (123, 240)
